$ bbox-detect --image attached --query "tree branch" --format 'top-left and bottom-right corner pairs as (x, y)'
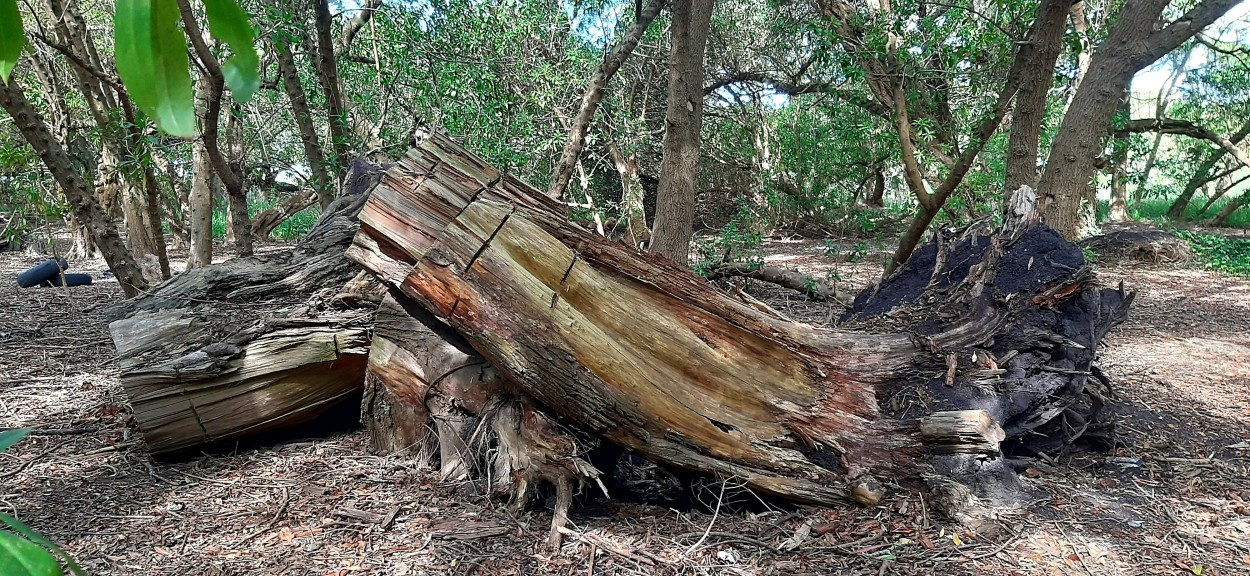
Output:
(547, 0), (666, 199)
(1118, 117), (1250, 170)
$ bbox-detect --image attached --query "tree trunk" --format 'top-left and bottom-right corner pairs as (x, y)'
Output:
(275, 38), (334, 209)
(224, 105), (253, 254)
(1108, 140), (1131, 222)
(546, 0), (664, 199)
(179, 0), (253, 256)
(187, 76), (215, 269)
(1108, 99), (1132, 223)
(315, 0), (353, 168)
(107, 160), (384, 455)
(649, 0), (715, 265)
(865, 167), (885, 208)
(349, 136), (1132, 544)
(0, 77), (148, 296)
(1197, 172), (1250, 217)
(1037, 0), (1241, 239)
(1005, 0), (1071, 192)
(1206, 188), (1250, 227)
(606, 141), (649, 247)
(251, 190), (319, 239)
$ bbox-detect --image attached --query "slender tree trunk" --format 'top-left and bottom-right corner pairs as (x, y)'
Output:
(1206, 189), (1250, 227)
(1004, 0), (1072, 192)
(649, 0), (715, 265)
(180, 0), (253, 255)
(866, 167), (886, 207)
(224, 105), (253, 255)
(0, 78), (148, 296)
(315, 0), (352, 169)
(275, 38), (334, 209)
(547, 0), (665, 199)
(607, 141), (649, 247)
(1198, 172), (1250, 217)
(185, 79), (214, 269)
(1037, 0), (1241, 239)
(1167, 117), (1250, 218)
(1108, 139), (1131, 222)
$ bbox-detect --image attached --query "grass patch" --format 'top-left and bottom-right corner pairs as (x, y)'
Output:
(1133, 197), (1250, 228)
(212, 199), (322, 240)
(1176, 230), (1250, 277)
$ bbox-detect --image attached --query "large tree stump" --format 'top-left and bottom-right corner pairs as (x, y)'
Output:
(346, 134), (1134, 543)
(107, 160), (385, 455)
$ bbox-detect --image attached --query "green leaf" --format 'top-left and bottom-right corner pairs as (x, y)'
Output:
(203, 0), (260, 103)
(0, 514), (85, 576)
(114, 0), (194, 137)
(0, 427), (32, 453)
(0, 531), (61, 576)
(0, 0), (23, 83)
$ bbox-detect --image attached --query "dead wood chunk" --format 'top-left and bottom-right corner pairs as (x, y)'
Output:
(107, 159), (384, 455)
(347, 134), (1132, 524)
(919, 410), (1006, 457)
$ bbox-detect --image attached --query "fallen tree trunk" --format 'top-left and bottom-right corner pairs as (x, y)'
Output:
(107, 160), (385, 455)
(347, 135), (1133, 541)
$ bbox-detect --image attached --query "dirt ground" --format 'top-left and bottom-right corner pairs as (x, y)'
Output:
(2, 234), (1249, 576)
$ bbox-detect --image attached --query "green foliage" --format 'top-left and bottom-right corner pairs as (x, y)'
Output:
(0, 532), (62, 576)
(1131, 198), (1250, 229)
(114, 0), (196, 136)
(0, 0), (22, 82)
(0, 428), (85, 576)
(1177, 230), (1250, 277)
(204, 0), (260, 102)
(694, 199), (765, 276)
(211, 200), (321, 240)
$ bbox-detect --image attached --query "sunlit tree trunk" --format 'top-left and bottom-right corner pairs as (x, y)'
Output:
(650, 0), (715, 265)
(1004, 0), (1071, 192)
(275, 38), (334, 209)
(1037, 0), (1241, 239)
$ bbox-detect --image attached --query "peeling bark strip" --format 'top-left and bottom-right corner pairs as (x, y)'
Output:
(349, 135), (1134, 513)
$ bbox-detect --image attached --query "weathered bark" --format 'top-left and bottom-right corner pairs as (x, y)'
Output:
(547, 0), (665, 199)
(275, 38), (334, 209)
(0, 77), (148, 296)
(650, 0), (715, 265)
(349, 137), (1132, 544)
(107, 161), (384, 454)
(1037, 0), (1241, 239)
(1005, 0), (1073, 192)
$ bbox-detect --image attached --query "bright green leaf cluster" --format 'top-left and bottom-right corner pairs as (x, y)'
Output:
(115, 0), (195, 136)
(114, 0), (259, 137)
(204, 0), (260, 102)
(0, 0), (23, 83)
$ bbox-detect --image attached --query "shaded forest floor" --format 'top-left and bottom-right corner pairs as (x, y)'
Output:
(2, 233), (1249, 576)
